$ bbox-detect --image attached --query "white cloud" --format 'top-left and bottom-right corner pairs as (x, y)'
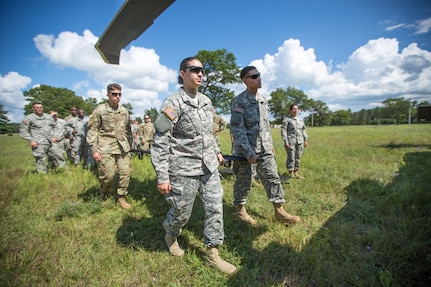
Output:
(415, 17), (431, 34)
(0, 72), (32, 122)
(246, 38), (431, 111)
(33, 29), (178, 118)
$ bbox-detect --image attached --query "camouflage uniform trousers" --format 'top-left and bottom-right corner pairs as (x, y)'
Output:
(32, 143), (51, 174)
(65, 138), (74, 162)
(286, 143), (304, 171)
(141, 140), (152, 151)
(233, 152), (286, 206)
(98, 153), (131, 196)
(163, 168), (224, 247)
(48, 140), (67, 169)
(73, 135), (85, 165)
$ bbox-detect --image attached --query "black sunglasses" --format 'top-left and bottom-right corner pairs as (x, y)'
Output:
(185, 66), (204, 74)
(246, 73), (260, 79)
(110, 92), (122, 97)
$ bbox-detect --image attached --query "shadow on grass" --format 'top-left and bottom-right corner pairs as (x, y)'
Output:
(226, 151), (431, 287)
(377, 142), (431, 150)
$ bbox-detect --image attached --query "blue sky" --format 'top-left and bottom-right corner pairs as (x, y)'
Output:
(1, 0), (430, 122)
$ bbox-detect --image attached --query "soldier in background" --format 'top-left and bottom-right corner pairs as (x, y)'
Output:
(281, 104), (308, 179)
(48, 110), (71, 170)
(230, 66), (300, 226)
(19, 101), (59, 174)
(212, 110), (226, 146)
(131, 119), (140, 150)
(87, 83), (132, 209)
(69, 109), (86, 166)
(139, 115), (155, 151)
(64, 107), (78, 162)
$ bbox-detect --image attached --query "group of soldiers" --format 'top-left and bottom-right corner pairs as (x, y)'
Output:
(19, 66), (308, 275)
(19, 101), (155, 175)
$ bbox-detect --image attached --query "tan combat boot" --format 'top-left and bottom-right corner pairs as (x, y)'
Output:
(236, 205), (257, 225)
(205, 246), (237, 275)
(294, 170), (304, 179)
(117, 195), (131, 209)
(165, 233), (184, 257)
(288, 170), (295, 178)
(273, 203), (301, 224)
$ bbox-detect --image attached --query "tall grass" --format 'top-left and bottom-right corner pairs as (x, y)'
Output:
(1, 124), (430, 286)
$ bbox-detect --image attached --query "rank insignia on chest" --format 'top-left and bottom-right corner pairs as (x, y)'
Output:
(163, 106), (177, 120)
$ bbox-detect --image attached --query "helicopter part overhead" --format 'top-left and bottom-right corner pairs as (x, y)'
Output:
(95, 0), (175, 64)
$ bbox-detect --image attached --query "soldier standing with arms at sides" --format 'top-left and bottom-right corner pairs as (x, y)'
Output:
(281, 104), (308, 179)
(139, 115), (155, 151)
(19, 101), (59, 174)
(64, 107), (78, 162)
(212, 110), (226, 146)
(48, 110), (70, 170)
(230, 66), (301, 226)
(151, 57), (237, 275)
(86, 83), (132, 209)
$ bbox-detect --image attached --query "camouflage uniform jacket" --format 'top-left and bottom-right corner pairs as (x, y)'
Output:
(230, 90), (273, 159)
(19, 113), (58, 144)
(139, 122), (155, 141)
(151, 88), (220, 184)
(212, 114), (226, 137)
(86, 103), (131, 155)
(69, 117), (86, 137)
(281, 115), (308, 145)
(54, 118), (73, 141)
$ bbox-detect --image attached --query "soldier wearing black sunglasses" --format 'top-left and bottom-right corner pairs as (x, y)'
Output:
(230, 66), (301, 226)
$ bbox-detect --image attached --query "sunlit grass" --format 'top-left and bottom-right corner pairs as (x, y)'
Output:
(1, 124), (430, 286)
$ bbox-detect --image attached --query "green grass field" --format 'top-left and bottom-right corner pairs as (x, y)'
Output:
(1, 124), (430, 286)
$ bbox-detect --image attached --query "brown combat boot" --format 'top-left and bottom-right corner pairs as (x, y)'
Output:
(205, 246), (237, 275)
(288, 170), (295, 178)
(165, 233), (184, 257)
(273, 203), (301, 224)
(294, 170), (304, 179)
(117, 195), (131, 209)
(236, 205), (257, 225)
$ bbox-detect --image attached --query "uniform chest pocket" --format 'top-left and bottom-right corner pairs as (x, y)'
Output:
(101, 114), (115, 132)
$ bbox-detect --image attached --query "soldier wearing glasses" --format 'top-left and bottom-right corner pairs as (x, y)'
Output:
(151, 57), (236, 275)
(230, 66), (301, 226)
(86, 83), (132, 209)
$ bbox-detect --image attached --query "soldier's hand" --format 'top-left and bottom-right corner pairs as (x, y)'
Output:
(157, 182), (171, 195)
(216, 153), (224, 165)
(248, 155), (259, 164)
(30, 141), (38, 148)
(93, 152), (102, 162)
(51, 137), (58, 143)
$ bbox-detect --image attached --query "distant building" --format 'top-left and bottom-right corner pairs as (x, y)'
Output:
(417, 105), (431, 122)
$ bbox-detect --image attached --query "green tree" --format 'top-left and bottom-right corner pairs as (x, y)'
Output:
(195, 49), (242, 114)
(268, 87), (313, 124)
(331, 109), (351, 125)
(0, 104), (11, 134)
(305, 100), (332, 127)
(22, 85), (94, 118)
(381, 97), (414, 124)
(144, 107), (159, 122)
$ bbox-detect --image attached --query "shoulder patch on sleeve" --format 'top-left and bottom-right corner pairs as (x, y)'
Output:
(163, 106), (177, 120)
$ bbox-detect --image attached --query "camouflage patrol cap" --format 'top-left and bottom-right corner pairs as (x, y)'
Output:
(32, 100), (43, 106)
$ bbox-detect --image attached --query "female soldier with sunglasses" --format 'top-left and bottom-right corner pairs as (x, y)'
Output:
(151, 57), (236, 275)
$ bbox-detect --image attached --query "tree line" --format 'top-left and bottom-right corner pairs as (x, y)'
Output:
(1, 49), (429, 134)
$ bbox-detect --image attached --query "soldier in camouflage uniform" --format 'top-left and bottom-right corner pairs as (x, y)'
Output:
(281, 104), (308, 179)
(86, 83), (132, 209)
(151, 57), (236, 275)
(64, 107), (78, 162)
(212, 110), (226, 146)
(69, 109), (87, 166)
(230, 66), (301, 225)
(19, 101), (61, 174)
(139, 115), (155, 151)
(48, 110), (71, 170)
